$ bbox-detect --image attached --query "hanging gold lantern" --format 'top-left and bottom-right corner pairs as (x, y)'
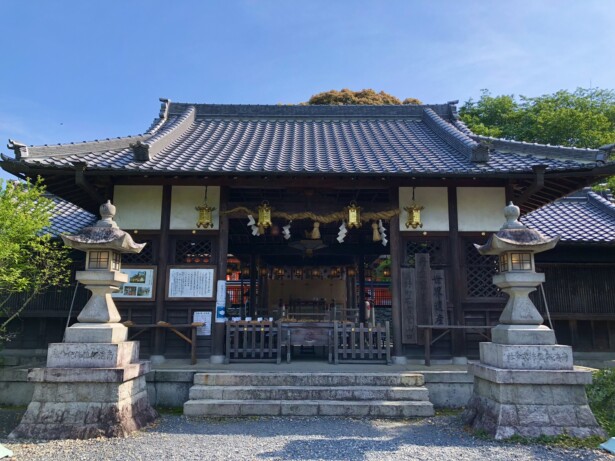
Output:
(346, 267), (357, 277)
(346, 201), (362, 229)
(257, 201), (272, 231)
(382, 267), (391, 278)
(195, 186), (216, 229)
(241, 267), (250, 278)
(259, 267), (269, 277)
(404, 187), (424, 229)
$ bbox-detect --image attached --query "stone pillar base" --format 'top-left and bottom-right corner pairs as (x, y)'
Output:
(9, 341), (157, 440)
(463, 363), (604, 440)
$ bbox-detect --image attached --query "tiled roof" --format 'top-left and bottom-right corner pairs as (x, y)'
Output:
(521, 189), (615, 244)
(3, 100), (609, 176)
(46, 195), (96, 237)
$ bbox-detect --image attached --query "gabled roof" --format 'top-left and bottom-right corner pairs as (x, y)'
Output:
(4, 100), (607, 174)
(2, 99), (614, 212)
(521, 188), (615, 244)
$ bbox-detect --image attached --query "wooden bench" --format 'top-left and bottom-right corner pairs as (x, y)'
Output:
(417, 324), (491, 366)
(123, 320), (203, 365)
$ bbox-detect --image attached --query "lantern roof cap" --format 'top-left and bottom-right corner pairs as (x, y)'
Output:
(61, 201), (145, 254)
(475, 201), (559, 255)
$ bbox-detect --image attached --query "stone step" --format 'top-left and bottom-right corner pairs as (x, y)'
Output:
(193, 372), (424, 387)
(184, 399), (435, 418)
(188, 385), (430, 401)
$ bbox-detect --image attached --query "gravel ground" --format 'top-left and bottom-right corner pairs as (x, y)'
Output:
(0, 412), (612, 461)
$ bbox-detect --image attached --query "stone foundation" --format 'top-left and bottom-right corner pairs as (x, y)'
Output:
(9, 342), (157, 440)
(464, 363), (604, 440)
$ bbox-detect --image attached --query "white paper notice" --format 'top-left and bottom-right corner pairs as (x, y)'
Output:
(193, 311), (212, 336)
(168, 268), (214, 298)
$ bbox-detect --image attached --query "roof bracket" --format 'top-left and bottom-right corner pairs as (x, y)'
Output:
(516, 165), (547, 209)
(74, 162), (106, 205)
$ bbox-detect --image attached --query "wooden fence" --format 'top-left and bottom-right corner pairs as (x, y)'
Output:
(225, 321), (282, 363)
(333, 321), (391, 364)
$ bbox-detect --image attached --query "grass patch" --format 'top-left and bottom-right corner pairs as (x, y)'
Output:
(503, 434), (605, 449)
(0, 405), (27, 411)
(587, 368), (615, 438)
(155, 406), (184, 415)
(435, 408), (463, 417)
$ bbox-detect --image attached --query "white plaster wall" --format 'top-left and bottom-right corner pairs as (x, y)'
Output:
(114, 185), (163, 230)
(399, 187), (449, 232)
(457, 187), (506, 231)
(170, 186), (220, 230)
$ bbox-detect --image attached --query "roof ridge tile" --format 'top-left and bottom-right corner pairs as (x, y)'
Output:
(132, 106), (196, 161)
(421, 108), (488, 162)
(473, 135), (604, 163)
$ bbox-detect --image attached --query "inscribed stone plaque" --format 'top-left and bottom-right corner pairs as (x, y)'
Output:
(401, 268), (417, 344)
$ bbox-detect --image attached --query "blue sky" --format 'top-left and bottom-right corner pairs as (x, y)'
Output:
(1, 0), (614, 181)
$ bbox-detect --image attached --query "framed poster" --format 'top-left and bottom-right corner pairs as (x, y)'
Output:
(193, 311), (212, 336)
(112, 265), (157, 301)
(166, 265), (216, 300)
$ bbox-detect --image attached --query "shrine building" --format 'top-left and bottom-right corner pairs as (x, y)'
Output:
(2, 99), (614, 363)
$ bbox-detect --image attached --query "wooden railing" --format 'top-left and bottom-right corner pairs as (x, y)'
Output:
(225, 321), (282, 363)
(333, 321), (391, 364)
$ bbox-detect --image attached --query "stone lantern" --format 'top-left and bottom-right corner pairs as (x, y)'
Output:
(60, 200), (145, 343)
(476, 202), (558, 348)
(10, 201), (157, 440)
(463, 202), (603, 440)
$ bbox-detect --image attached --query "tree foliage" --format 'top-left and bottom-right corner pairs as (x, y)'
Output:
(0, 179), (72, 343)
(307, 88), (422, 105)
(459, 88), (615, 149)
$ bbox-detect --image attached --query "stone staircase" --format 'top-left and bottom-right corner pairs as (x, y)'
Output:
(183, 372), (434, 418)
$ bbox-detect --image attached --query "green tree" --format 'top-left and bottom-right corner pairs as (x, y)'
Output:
(460, 88), (615, 149)
(0, 179), (72, 344)
(307, 88), (422, 105)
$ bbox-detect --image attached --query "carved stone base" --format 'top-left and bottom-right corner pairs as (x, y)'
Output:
(9, 341), (157, 439)
(463, 363), (604, 440)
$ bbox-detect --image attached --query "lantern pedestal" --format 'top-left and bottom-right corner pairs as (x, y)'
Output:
(9, 341), (155, 439)
(463, 202), (604, 440)
(9, 201), (157, 440)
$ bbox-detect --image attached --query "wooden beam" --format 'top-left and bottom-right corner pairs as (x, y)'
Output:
(153, 185), (172, 356)
(447, 186), (466, 356)
(213, 186), (229, 357)
(389, 188), (404, 357)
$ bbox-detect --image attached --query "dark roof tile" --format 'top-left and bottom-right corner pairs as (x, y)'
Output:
(521, 189), (615, 243)
(46, 195), (97, 237)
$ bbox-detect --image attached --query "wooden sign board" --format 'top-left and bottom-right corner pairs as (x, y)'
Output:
(400, 268), (417, 344)
(166, 266), (216, 300)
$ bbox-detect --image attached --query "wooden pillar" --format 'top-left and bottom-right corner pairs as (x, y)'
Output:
(390, 212), (404, 358)
(358, 254), (366, 323)
(249, 254), (257, 316)
(153, 184), (172, 356)
(212, 186), (229, 357)
(447, 186), (466, 356)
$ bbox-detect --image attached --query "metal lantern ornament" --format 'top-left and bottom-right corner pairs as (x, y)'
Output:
(257, 201), (272, 232)
(404, 187), (424, 229)
(195, 186), (216, 229)
(346, 201), (362, 229)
